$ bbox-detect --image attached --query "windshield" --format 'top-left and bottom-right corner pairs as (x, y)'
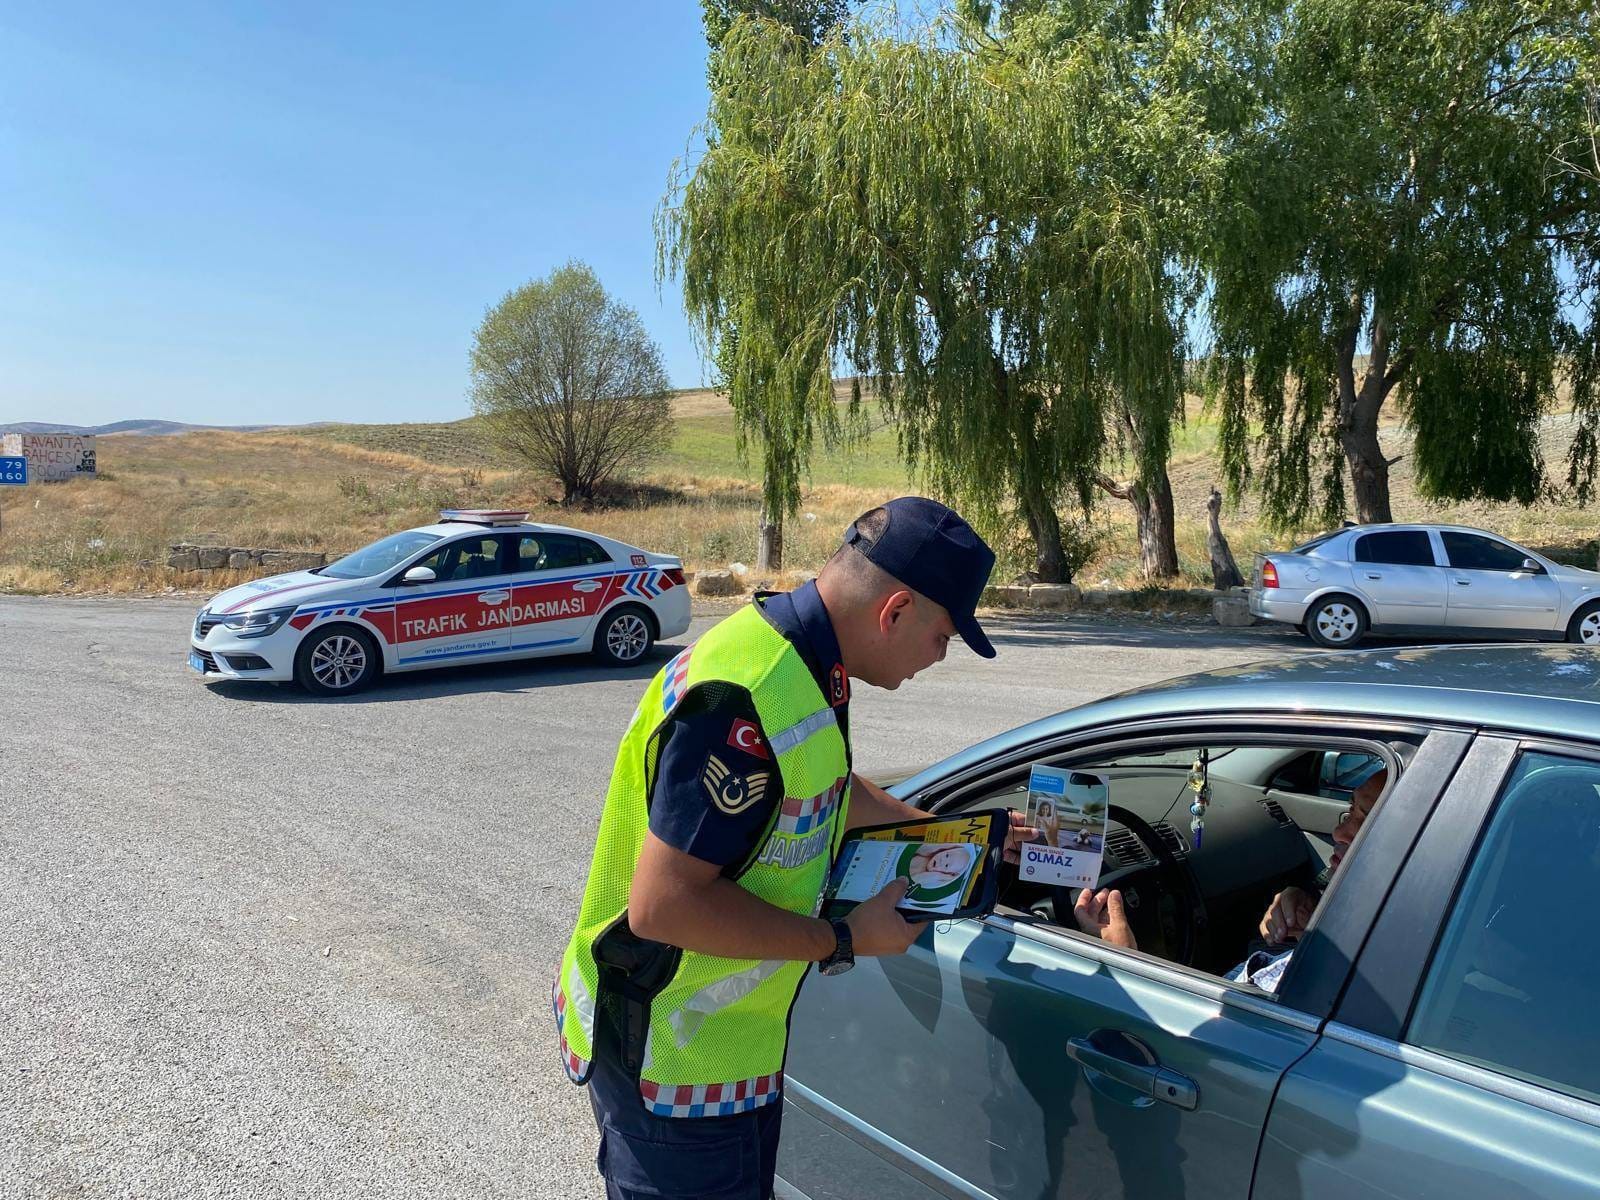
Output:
(320, 531), (443, 580)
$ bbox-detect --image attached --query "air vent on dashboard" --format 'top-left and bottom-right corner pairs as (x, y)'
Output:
(1260, 799), (1294, 827)
(1104, 828), (1151, 866)
(1153, 822), (1189, 858)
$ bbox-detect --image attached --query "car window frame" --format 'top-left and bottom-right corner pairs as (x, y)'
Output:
(512, 531), (613, 573)
(1440, 530), (1539, 574)
(1353, 529), (1440, 567)
(906, 713), (1461, 1023)
(1322, 733), (1600, 1131)
(390, 533), (515, 586)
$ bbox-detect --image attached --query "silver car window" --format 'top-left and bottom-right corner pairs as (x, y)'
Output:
(1441, 531), (1529, 572)
(1354, 530), (1436, 566)
(1408, 751), (1600, 1104)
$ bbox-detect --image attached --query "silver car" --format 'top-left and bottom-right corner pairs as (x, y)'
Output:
(1250, 523), (1600, 648)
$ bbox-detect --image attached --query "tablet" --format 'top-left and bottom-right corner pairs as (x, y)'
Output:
(821, 808), (1008, 923)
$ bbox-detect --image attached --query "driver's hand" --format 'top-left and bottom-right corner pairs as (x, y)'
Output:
(1074, 888), (1138, 949)
(1259, 886), (1317, 944)
(1004, 809), (1037, 864)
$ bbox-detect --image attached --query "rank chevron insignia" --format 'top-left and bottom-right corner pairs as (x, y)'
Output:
(701, 754), (770, 815)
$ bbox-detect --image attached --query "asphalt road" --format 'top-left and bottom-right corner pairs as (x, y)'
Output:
(1, 595), (1305, 1199)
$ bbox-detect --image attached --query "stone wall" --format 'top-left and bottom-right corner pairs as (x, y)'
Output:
(166, 544), (327, 573)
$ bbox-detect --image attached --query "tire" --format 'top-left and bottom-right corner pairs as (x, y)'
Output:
(1566, 601), (1600, 647)
(1304, 594), (1368, 649)
(593, 604), (656, 667)
(294, 625), (381, 696)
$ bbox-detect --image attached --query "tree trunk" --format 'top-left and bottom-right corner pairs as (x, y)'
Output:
(1020, 485), (1068, 583)
(756, 510), (783, 571)
(1339, 413), (1393, 524)
(1096, 470), (1180, 580)
(1207, 487), (1245, 590)
(1336, 297), (1396, 524)
(1131, 472), (1180, 580)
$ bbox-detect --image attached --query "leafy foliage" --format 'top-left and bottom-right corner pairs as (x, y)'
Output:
(469, 263), (673, 506)
(662, 8), (1204, 579)
(1202, 0), (1595, 527)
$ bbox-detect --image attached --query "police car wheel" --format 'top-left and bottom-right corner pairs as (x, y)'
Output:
(294, 626), (380, 695)
(593, 605), (654, 666)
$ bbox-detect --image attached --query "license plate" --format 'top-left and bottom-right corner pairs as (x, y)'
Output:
(189, 650), (207, 673)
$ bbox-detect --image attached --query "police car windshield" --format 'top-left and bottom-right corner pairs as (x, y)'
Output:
(320, 531), (443, 579)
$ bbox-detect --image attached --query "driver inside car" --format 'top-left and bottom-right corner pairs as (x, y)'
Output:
(1072, 769), (1388, 993)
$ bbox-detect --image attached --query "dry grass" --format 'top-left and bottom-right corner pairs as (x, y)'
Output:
(3, 404), (1597, 597)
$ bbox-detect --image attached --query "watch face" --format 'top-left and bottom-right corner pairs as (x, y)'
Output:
(819, 957), (854, 977)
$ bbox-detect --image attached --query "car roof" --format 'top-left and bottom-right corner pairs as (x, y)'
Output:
(920, 644), (1600, 788)
(408, 520), (623, 542)
(1327, 523), (1523, 539)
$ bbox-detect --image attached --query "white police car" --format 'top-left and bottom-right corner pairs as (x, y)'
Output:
(189, 510), (691, 695)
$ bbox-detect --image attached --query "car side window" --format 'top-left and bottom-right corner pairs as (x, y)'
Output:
(1440, 532), (1529, 573)
(1407, 751), (1600, 1104)
(517, 533), (611, 571)
(1353, 530), (1436, 566)
(411, 535), (507, 582)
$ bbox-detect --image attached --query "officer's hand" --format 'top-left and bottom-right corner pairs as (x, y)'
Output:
(845, 878), (922, 957)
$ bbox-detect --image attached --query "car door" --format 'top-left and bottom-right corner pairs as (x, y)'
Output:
(1252, 736), (1600, 1199)
(1348, 529), (1448, 627)
(777, 723), (1470, 1200)
(386, 533), (513, 667)
(506, 532), (617, 655)
(1439, 531), (1563, 632)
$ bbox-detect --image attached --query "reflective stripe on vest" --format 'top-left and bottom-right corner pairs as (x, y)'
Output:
(552, 604), (851, 1115)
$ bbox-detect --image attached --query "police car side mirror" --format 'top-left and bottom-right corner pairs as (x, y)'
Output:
(401, 566), (437, 585)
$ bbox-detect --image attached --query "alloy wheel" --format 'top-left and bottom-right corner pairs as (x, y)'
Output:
(310, 635), (368, 689)
(607, 614), (650, 662)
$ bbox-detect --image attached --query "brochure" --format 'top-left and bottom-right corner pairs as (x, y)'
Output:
(822, 808), (1007, 922)
(1020, 765), (1109, 889)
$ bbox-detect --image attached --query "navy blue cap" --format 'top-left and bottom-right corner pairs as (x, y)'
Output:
(844, 497), (998, 659)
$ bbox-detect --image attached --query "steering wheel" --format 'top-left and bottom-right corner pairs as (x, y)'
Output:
(1040, 804), (1209, 966)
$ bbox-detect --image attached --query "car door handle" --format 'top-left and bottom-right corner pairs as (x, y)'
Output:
(572, 579), (602, 593)
(1365, 572), (1383, 580)
(477, 591), (510, 604)
(1066, 1036), (1199, 1110)
(1454, 579), (1471, 586)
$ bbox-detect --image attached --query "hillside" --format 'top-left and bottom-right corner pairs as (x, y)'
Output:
(1, 397), (1596, 596)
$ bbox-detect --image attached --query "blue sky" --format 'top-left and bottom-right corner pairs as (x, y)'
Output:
(0, 2), (713, 427)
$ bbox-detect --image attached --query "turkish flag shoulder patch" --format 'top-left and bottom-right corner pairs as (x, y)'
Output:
(727, 718), (769, 760)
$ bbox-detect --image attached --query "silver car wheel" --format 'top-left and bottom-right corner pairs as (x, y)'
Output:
(310, 635), (367, 690)
(607, 613), (650, 662)
(1580, 611), (1600, 645)
(1315, 602), (1360, 644)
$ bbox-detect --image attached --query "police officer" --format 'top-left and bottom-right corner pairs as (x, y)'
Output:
(553, 497), (1027, 1200)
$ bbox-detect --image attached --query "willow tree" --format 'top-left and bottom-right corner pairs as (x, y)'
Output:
(695, 0), (858, 570)
(1204, 0), (1597, 528)
(662, 13), (1201, 581)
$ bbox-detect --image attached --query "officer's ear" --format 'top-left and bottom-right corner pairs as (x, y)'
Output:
(879, 589), (915, 634)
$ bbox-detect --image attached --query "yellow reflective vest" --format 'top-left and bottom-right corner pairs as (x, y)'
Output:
(553, 603), (851, 1117)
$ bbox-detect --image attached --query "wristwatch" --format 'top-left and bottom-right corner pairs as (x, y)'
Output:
(818, 919), (855, 976)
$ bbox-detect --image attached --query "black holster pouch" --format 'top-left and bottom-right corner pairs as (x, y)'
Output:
(594, 916), (682, 1075)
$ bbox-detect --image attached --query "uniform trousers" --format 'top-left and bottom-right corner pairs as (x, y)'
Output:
(586, 1043), (783, 1200)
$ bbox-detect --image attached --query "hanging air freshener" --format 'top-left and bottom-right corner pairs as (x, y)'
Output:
(1187, 748), (1211, 849)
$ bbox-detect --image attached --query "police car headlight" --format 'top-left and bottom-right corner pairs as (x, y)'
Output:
(220, 606), (296, 639)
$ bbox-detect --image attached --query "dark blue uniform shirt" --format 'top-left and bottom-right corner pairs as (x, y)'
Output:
(646, 581), (850, 870)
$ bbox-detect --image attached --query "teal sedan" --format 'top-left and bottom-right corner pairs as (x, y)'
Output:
(777, 643), (1600, 1200)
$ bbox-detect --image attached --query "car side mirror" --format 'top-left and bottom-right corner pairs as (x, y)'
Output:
(1522, 558), (1544, 574)
(401, 566), (437, 585)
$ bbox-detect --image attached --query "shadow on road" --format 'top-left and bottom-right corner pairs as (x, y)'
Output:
(980, 613), (1506, 656)
(203, 638), (694, 705)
